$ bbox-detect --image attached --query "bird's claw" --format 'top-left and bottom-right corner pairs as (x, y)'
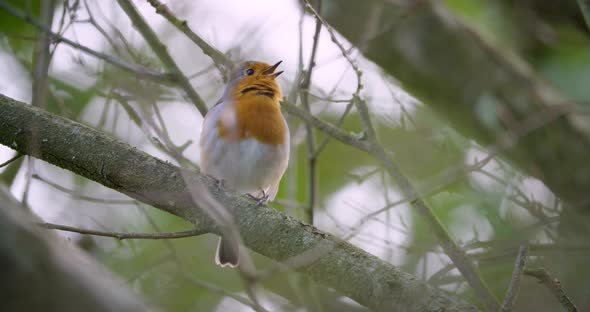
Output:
(247, 190), (269, 207)
(216, 178), (226, 189)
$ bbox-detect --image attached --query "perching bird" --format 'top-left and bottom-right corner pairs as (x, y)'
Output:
(199, 61), (289, 267)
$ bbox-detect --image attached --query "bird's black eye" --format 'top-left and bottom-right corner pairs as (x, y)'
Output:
(246, 68), (255, 76)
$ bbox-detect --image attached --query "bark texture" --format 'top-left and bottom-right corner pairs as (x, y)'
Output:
(0, 94), (478, 312)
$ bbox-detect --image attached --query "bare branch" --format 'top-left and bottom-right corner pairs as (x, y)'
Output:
(38, 222), (207, 240)
(144, 0), (231, 74)
(370, 146), (501, 312)
(525, 268), (579, 312)
(0, 1), (174, 83)
(24, 0), (56, 208)
(304, 0), (373, 143)
(33, 174), (135, 205)
(0, 93), (478, 312)
(282, 101), (372, 152)
(291, 10), (498, 307)
(285, 100), (500, 311)
(501, 244), (529, 312)
(300, 0), (322, 224)
(312, 99), (354, 157)
(116, 0), (208, 116)
(0, 153), (22, 168)
(31, 0), (55, 109)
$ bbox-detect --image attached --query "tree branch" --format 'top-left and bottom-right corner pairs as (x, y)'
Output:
(285, 101), (500, 311)
(38, 222), (207, 240)
(300, 0), (322, 224)
(320, 3), (590, 305)
(290, 9), (499, 307)
(321, 0), (590, 211)
(0, 1), (174, 83)
(116, 0), (208, 116)
(31, 0), (54, 109)
(0, 153), (22, 168)
(144, 0), (231, 74)
(501, 244), (529, 311)
(0, 93), (477, 312)
(524, 268), (579, 312)
(32, 174), (135, 205)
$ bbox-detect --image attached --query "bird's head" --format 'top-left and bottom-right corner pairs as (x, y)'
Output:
(225, 61), (284, 103)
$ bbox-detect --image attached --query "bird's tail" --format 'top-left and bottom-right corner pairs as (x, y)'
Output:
(214, 236), (239, 268)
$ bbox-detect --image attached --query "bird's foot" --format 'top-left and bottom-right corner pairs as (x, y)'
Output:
(215, 178), (226, 189)
(247, 189), (269, 207)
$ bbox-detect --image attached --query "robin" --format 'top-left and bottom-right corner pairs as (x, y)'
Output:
(199, 61), (289, 267)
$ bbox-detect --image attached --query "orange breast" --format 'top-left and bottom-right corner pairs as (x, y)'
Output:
(217, 97), (286, 145)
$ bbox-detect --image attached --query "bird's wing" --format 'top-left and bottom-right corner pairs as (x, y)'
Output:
(199, 100), (226, 173)
(266, 116), (290, 201)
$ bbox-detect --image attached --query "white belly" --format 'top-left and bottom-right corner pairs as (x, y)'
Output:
(200, 135), (289, 199)
(199, 101), (289, 200)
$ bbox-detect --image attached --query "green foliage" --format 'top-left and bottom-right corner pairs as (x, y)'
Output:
(0, 0), (40, 52)
(534, 26), (590, 101)
(2, 0), (589, 310)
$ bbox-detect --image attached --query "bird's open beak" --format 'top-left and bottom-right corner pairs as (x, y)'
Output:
(261, 61), (283, 79)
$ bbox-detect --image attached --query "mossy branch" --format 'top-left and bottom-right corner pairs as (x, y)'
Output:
(0, 93), (478, 312)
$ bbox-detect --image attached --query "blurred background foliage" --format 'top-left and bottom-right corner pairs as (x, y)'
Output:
(0, 0), (589, 311)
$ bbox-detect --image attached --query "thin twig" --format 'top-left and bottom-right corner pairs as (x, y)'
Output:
(31, 0), (54, 109)
(343, 154), (494, 240)
(308, 92), (350, 103)
(302, 4), (499, 309)
(144, 0), (230, 74)
(524, 268), (579, 312)
(82, 0), (131, 60)
(0, 92), (479, 311)
(307, 3), (368, 136)
(468, 241), (590, 255)
(0, 1), (173, 83)
(312, 99), (354, 157)
(106, 90), (195, 168)
(288, 99), (500, 310)
(25, 0), (55, 209)
(136, 202), (269, 312)
(501, 244), (529, 312)
(22, 157), (34, 207)
(291, 9), (327, 299)
(116, 0), (208, 116)
(50, 0), (68, 60)
(300, 0), (322, 224)
(304, 0), (363, 99)
(39, 222), (207, 240)
(283, 102), (371, 153)
(284, 9), (304, 218)
(285, 89), (575, 311)
(372, 147), (501, 311)
(33, 174), (136, 205)
(304, 0), (368, 148)
(0, 153), (22, 168)
(429, 240), (589, 287)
